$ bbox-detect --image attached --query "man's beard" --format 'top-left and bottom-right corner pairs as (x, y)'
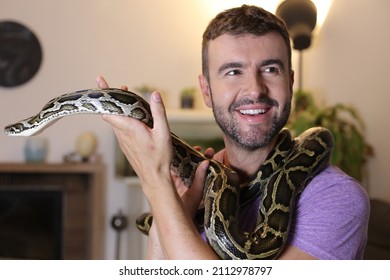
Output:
(212, 94), (291, 151)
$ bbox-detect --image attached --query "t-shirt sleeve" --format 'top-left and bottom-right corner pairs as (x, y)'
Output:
(287, 166), (370, 259)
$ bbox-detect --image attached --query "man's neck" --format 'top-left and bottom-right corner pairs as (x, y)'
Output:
(222, 136), (278, 184)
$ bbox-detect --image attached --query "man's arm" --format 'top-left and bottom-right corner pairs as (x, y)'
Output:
(98, 76), (219, 259)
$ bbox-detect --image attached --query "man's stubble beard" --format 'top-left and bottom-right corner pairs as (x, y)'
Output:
(210, 90), (291, 151)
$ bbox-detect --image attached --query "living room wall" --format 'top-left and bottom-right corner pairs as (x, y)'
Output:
(1, 0), (389, 259)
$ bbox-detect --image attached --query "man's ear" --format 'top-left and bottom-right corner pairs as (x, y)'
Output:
(198, 74), (212, 108)
(289, 69), (295, 100)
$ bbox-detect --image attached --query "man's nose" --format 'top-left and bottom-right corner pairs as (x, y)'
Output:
(247, 72), (267, 98)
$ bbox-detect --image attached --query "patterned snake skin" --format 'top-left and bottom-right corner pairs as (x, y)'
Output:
(4, 88), (334, 259)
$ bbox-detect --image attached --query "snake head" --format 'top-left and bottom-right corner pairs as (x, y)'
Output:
(4, 123), (25, 136)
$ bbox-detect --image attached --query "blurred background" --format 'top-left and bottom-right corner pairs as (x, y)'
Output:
(0, 0), (389, 259)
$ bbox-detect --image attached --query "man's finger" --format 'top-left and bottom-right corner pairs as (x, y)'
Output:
(150, 91), (170, 140)
(183, 160), (209, 216)
(103, 114), (147, 133)
(96, 75), (109, 88)
(204, 147), (215, 159)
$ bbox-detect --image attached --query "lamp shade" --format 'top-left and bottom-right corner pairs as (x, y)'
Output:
(276, 0), (317, 50)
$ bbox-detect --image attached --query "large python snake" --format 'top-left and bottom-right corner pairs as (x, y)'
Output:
(4, 88), (334, 259)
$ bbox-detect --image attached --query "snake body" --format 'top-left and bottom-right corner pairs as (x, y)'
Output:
(4, 88), (333, 259)
(4, 88), (153, 136)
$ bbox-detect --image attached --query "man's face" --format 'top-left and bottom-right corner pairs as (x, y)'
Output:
(199, 33), (294, 151)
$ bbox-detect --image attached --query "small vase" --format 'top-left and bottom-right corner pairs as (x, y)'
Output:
(24, 137), (48, 163)
(181, 96), (194, 109)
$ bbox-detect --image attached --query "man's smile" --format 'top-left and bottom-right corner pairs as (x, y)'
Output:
(239, 108), (268, 115)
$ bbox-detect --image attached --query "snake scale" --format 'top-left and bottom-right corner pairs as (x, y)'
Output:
(4, 88), (334, 259)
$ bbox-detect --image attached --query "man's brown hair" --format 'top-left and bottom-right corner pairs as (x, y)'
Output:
(202, 5), (291, 80)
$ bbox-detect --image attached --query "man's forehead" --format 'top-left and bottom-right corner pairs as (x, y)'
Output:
(207, 33), (289, 63)
(209, 32), (286, 46)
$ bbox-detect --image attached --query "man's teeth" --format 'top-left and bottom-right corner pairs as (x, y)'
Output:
(239, 109), (266, 115)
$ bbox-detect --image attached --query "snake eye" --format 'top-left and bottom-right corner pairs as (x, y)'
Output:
(13, 123), (24, 132)
(4, 123), (22, 135)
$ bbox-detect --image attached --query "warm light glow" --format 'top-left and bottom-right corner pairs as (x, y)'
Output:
(312, 0), (333, 32)
(203, 0), (333, 32)
(202, 0), (281, 17)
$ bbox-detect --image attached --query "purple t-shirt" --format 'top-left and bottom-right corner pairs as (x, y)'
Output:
(201, 165), (370, 259)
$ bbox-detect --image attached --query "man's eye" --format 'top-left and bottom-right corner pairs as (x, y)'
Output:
(226, 69), (241, 76)
(264, 66), (280, 74)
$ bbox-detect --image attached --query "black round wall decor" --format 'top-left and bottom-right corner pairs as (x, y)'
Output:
(0, 21), (43, 87)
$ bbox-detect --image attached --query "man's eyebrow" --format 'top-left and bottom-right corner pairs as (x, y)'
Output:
(218, 59), (286, 74)
(260, 59), (285, 70)
(218, 62), (244, 74)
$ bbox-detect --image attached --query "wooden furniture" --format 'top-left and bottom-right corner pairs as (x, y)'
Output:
(0, 163), (106, 259)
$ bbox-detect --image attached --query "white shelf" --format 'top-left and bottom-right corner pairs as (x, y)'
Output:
(167, 109), (215, 124)
(166, 109), (222, 139)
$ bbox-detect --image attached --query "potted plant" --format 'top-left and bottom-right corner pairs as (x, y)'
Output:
(287, 90), (373, 181)
(180, 87), (196, 109)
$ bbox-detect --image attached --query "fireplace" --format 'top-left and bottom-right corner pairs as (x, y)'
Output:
(0, 163), (106, 259)
(0, 189), (63, 259)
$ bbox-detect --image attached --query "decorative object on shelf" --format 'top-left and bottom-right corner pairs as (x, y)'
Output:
(24, 137), (47, 163)
(287, 90), (374, 181)
(180, 87), (196, 109)
(63, 132), (100, 163)
(76, 132), (98, 159)
(0, 21), (43, 87)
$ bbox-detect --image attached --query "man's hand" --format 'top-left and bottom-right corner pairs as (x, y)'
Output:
(96, 75), (217, 259)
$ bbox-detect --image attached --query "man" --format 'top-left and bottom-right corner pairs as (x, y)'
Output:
(99, 5), (369, 259)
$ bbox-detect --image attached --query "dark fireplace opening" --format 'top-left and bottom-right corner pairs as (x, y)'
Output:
(0, 189), (63, 259)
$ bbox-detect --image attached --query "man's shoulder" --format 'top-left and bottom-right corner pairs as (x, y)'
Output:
(308, 165), (367, 195)
(300, 165), (369, 215)
(291, 165), (370, 259)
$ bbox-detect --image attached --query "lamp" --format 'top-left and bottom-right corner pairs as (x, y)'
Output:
(276, 0), (317, 90)
(276, 0), (317, 51)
